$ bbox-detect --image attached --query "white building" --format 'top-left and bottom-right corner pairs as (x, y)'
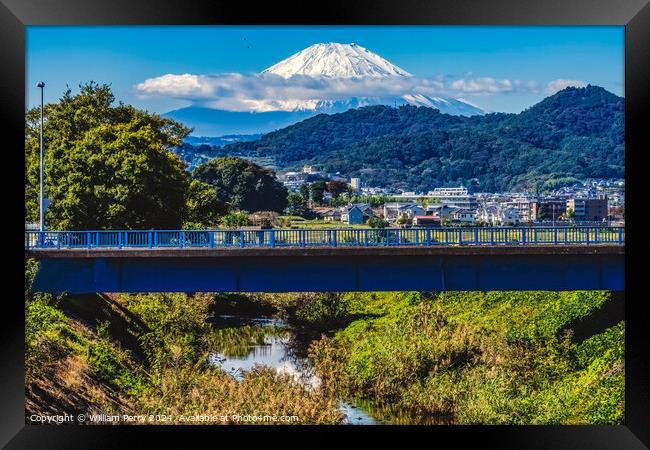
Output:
(429, 187), (478, 209)
(477, 204), (519, 226)
(350, 177), (361, 191)
(452, 209), (477, 224)
(499, 206), (520, 226)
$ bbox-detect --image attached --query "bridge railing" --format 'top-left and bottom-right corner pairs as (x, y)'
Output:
(25, 226), (625, 250)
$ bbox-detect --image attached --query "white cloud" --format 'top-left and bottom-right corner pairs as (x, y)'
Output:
(135, 72), (545, 112)
(544, 79), (587, 95)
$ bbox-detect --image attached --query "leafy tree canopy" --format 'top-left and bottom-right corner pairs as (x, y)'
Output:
(25, 82), (200, 230)
(192, 157), (288, 213)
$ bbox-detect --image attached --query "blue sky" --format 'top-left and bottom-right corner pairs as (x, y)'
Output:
(27, 26), (624, 115)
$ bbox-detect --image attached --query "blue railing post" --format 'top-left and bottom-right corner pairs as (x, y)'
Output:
(594, 228), (599, 244)
(458, 228), (463, 246)
(57, 232), (61, 249)
(148, 231), (153, 248)
(180, 231), (185, 248)
(332, 230), (337, 247)
(118, 231), (123, 249)
(564, 228), (568, 243)
(618, 228), (623, 244)
(534, 228), (538, 244)
(554, 227), (558, 245)
(209, 231), (215, 248)
(426, 229), (431, 246)
(154, 231), (159, 247)
(522, 229), (526, 245)
(239, 231), (245, 248)
(474, 228), (478, 245)
(365, 229), (369, 247)
(38, 232), (44, 248)
(490, 228), (494, 246)
(586, 227), (590, 245)
(270, 230), (275, 248)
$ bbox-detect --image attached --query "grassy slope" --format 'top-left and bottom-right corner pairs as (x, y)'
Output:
(309, 291), (624, 424)
(25, 261), (343, 425)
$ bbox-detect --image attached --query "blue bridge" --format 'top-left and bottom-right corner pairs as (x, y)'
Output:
(25, 226), (625, 294)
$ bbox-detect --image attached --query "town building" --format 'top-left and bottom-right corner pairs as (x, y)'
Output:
(340, 203), (374, 225)
(350, 177), (361, 191)
(412, 216), (441, 227)
(425, 204), (459, 221)
(429, 187), (478, 209)
(530, 198), (567, 222)
(383, 203), (425, 222)
(477, 204), (519, 226)
(499, 206), (521, 226)
(451, 209), (477, 224)
(567, 196), (608, 221)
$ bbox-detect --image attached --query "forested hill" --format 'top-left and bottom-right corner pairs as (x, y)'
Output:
(221, 85), (624, 192)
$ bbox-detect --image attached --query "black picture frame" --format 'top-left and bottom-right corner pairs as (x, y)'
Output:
(2, 0), (648, 447)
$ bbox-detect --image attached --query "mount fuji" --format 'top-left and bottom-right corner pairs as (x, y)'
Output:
(165, 43), (485, 136)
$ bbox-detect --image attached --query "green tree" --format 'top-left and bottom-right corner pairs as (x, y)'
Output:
(286, 192), (308, 217)
(396, 213), (409, 227)
(299, 184), (310, 202)
(310, 181), (326, 205)
(25, 82), (191, 230)
(566, 208), (575, 219)
(183, 179), (229, 228)
(368, 217), (389, 228)
(221, 212), (252, 228)
(193, 157), (288, 213)
(326, 181), (349, 198)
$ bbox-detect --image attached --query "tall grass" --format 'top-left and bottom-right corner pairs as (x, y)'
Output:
(25, 261), (344, 424)
(309, 291), (624, 424)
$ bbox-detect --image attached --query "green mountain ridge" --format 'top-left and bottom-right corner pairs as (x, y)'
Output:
(192, 85), (624, 192)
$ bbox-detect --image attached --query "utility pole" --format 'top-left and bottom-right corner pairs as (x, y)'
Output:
(552, 204), (555, 227)
(37, 81), (45, 231)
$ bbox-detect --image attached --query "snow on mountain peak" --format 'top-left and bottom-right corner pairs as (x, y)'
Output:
(262, 43), (412, 79)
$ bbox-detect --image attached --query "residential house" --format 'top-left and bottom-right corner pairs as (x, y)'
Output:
(477, 204), (500, 225)
(340, 203), (374, 225)
(451, 208), (476, 224)
(412, 216), (441, 227)
(499, 206), (520, 226)
(315, 207), (341, 222)
(425, 204), (459, 221)
(383, 203), (425, 222)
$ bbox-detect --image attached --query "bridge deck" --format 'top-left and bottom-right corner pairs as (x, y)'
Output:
(26, 227), (624, 293)
(26, 244), (624, 258)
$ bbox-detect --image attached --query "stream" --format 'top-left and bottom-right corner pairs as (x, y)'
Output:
(206, 314), (381, 424)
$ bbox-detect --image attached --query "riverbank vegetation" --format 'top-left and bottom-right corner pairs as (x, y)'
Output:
(309, 291), (624, 424)
(25, 260), (343, 424)
(26, 260), (623, 425)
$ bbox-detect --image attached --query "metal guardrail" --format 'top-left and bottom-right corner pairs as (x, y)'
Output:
(25, 227), (625, 250)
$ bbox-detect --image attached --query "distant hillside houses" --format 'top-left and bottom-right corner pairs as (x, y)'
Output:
(307, 181), (620, 227)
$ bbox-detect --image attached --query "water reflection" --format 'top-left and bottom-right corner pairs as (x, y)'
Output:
(207, 314), (451, 425)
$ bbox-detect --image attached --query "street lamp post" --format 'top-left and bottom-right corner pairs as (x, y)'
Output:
(37, 81), (45, 232)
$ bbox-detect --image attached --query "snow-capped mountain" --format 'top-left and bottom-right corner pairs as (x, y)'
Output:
(165, 42), (485, 136)
(262, 42), (412, 78)
(261, 43), (484, 116)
